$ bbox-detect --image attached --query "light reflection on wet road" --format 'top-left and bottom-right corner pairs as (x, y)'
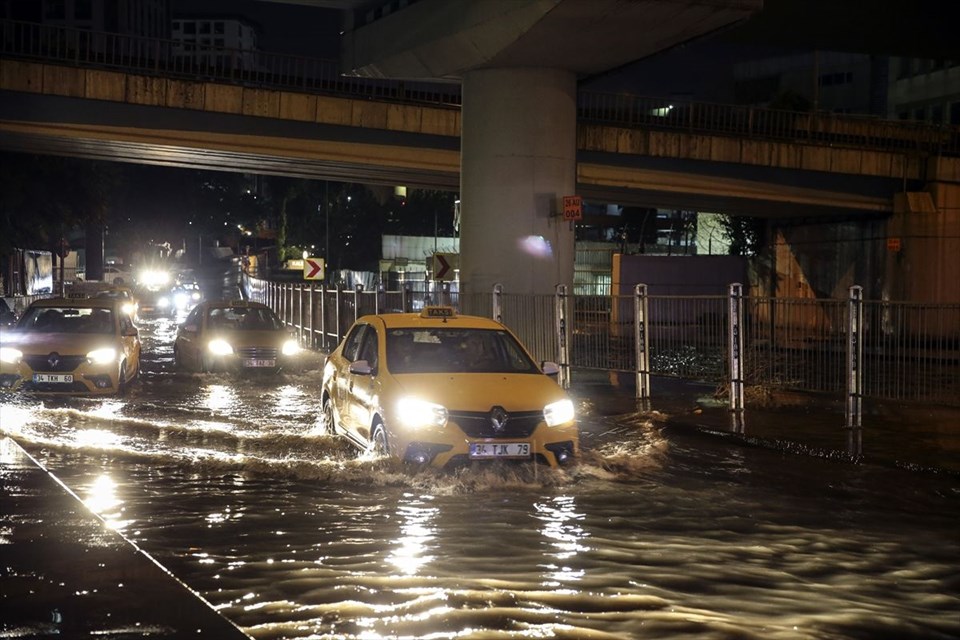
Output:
(1, 312), (958, 639)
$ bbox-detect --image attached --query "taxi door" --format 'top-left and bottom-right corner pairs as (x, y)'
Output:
(338, 324), (379, 445)
(117, 309), (141, 377)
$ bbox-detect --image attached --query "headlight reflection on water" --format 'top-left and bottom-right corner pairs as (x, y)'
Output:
(205, 384), (239, 413)
(83, 473), (133, 531)
(536, 495), (588, 587)
(388, 494), (438, 576)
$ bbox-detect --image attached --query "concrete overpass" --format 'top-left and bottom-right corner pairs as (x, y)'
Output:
(1, 57), (947, 220)
(0, 1), (958, 303)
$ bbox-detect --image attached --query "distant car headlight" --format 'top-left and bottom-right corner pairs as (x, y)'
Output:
(543, 398), (575, 427)
(0, 347), (23, 364)
(157, 297), (170, 308)
(174, 292), (189, 307)
(281, 339), (300, 356)
(191, 291), (201, 301)
(86, 347), (117, 365)
(140, 269), (170, 287)
(396, 397), (448, 428)
(207, 339), (234, 356)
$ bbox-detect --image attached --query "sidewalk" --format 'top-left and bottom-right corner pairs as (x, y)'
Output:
(569, 370), (960, 476)
(0, 437), (251, 639)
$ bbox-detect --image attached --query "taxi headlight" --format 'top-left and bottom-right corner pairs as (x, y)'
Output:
(207, 339), (234, 356)
(396, 397), (448, 429)
(121, 302), (136, 315)
(543, 398), (575, 427)
(0, 347), (23, 364)
(158, 296), (170, 308)
(281, 339), (300, 356)
(87, 347), (117, 365)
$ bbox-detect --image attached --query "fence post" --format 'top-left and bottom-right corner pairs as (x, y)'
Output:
(298, 284), (304, 344)
(354, 284), (363, 323)
(308, 284), (315, 348)
(334, 285), (342, 345)
(492, 283), (503, 323)
(728, 283), (745, 414)
(846, 285), (864, 429)
(634, 283), (651, 400)
(402, 284), (411, 313)
(319, 284), (327, 350)
(555, 284), (571, 389)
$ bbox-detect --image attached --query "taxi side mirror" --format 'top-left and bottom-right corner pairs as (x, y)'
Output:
(541, 361), (560, 377)
(121, 326), (139, 337)
(348, 360), (374, 376)
(182, 323), (199, 333)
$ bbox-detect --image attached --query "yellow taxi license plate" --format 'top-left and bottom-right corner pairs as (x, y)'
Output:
(33, 373), (73, 383)
(469, 443), (531, 459)
(243, 358), (276, 368)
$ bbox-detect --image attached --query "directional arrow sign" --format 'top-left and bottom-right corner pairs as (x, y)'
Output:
(303, 257), (325, 280)
(431, 253), (458, 281)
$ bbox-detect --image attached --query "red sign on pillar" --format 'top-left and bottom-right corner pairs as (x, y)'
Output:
(562, 196), (583, 221)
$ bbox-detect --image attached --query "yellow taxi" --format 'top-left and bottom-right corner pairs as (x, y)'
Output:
(320, 306), (578, 468)
(173, 300), (301, 372)
(0, 296), (141, 394)
(67, 281), (139, 317)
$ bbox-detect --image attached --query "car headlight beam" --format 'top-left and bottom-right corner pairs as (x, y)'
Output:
(86, 347), (118, 365)
(207, 339), (234, 356)
(396, 397), (448, 429)
(0, 347), (23, 364)
(281, 339), (300, 356)
(543, 398), (575, 427)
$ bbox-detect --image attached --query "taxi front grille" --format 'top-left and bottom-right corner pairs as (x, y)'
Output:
(23, 354), (87, 372)
(448, 410), (543, 438)
(236, 346), (278, 359)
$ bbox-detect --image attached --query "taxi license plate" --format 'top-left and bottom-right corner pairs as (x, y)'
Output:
(243, 358), (276, 368)
(469, 442), (531, 459)
(33, 373), (73, 383)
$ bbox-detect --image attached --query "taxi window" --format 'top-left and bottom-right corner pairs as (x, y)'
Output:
(386, 328), (538, 374)
(357, 329), (379, 369)
(19, 306), (113, 334)
(342, 324), (367, 362)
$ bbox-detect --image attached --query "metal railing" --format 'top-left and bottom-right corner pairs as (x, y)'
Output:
(3, 18), (958, 156)
(245, 273), (960, 409)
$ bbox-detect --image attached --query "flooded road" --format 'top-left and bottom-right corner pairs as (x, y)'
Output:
(1, 314), (958, 639)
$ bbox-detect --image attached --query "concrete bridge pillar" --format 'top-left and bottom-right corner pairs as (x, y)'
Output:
(459, 68), (576, 296)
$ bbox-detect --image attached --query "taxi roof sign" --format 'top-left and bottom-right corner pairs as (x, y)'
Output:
(420, 306), (456, 319)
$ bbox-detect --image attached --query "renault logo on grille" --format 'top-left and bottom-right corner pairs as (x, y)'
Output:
(489, 406), (509, 432)
(47, 352), (61, 369)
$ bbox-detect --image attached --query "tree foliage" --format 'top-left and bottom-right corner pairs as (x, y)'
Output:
(0, 152), (119, 253)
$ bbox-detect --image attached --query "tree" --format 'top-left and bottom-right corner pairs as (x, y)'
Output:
(0, 152), (119, 254)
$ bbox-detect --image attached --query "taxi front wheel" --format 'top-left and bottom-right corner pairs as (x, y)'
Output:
(321, 397), (337, 435)
(371, 422), (389, 458)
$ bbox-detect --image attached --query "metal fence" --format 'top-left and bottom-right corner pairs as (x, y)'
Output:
(246, 273), (960, 410)
(3, 18), (959, 157)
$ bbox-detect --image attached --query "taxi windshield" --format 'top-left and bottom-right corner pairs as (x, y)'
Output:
(207, 307), (282, 331)
(386, 328), (539, 374)
(18, 306), (114, 334)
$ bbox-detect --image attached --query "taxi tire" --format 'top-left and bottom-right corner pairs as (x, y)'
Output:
(371, 422), (389, 458)
(321, 397), (337, 435)
(117, 360), (128, 396)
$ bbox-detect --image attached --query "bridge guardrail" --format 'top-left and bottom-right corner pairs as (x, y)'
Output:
(243, 272), (960, 412)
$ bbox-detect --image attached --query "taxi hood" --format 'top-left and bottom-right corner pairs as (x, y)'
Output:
(3, 331), (119, 354)
(393, 372), (568, 413)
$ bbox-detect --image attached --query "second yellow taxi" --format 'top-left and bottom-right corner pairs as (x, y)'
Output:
(320, 306), (578, 468)
(0, 296), (141, 394)
(173, 300), (301, 373)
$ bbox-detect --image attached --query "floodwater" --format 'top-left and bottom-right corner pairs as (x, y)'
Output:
(1, 313), (958, 640)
